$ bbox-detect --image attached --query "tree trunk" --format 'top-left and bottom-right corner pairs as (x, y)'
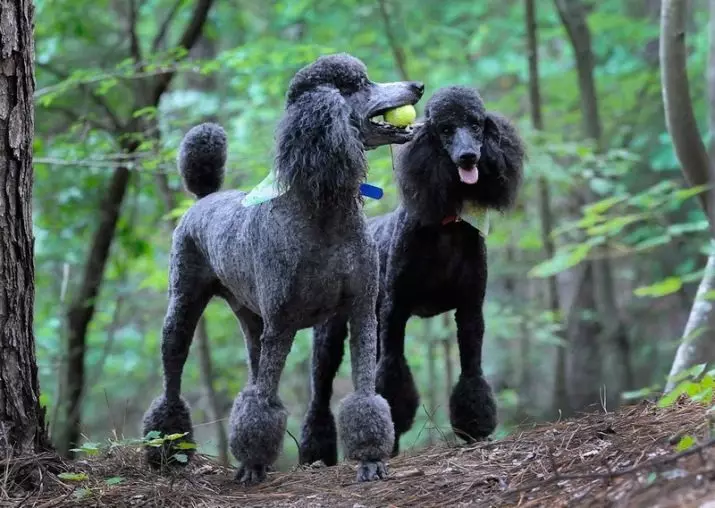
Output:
(565, 264), (602, 411)
(666, 245), (715, 391)
(56, 0), (217, 455)
(442, 338), (454, 409)
(554, 0), (632, 410)
(195, 318), (229, 465)
(61, 164), (132, 455)
(525, 0), (568, 415)
(427, 340), (437, 445)
(661, 0), (715, 387)
(0, 0), (51, 459)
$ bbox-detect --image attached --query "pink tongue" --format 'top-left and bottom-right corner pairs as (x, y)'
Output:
(458, 165), (479, 184)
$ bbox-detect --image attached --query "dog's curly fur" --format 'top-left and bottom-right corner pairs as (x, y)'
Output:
(142, 53), (424, 484)
(299, 86), (525, 464)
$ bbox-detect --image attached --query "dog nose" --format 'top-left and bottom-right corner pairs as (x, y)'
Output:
(410, 81), (425, 95)
(458, 152), (479, 166)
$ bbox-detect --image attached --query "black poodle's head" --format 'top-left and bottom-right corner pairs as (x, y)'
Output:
(425, 86), (489, 186)
(285, 53), (425, 149)
(395, 86), (525, 222)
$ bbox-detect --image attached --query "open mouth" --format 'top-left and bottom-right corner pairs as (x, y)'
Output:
(458, 165), (479, 185)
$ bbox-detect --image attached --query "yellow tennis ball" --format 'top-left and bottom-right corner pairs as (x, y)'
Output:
(384, 105), (417, 127)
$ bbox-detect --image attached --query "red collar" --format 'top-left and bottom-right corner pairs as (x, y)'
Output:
(441, 215), (462, 225)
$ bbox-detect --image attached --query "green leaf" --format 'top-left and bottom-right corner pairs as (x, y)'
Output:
(668, 363), (707, 383)
(674, 184), (711, 202)
(634, 277), (682, 298)
(73, 488), (93, 500)
(143, 431), (161, 440)
(675, 434), (696, 452)
(175, 441), (197, 450)
(105, 476), (124, 486)
(172, 453), (189, 463)
(165, 432), (189, 441)
(58, 472), (89, 482)
(529, 244), (591, 278)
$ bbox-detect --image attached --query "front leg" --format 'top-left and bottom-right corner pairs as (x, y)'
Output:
(449, 304), (497, 442)
(375, 297), (419, 457)
(337, 257), (394, 483)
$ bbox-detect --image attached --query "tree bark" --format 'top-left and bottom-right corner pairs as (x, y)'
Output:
(57, 0), (217, 455)
(0, 0), (51, 458)
(661, 0), (715, 388)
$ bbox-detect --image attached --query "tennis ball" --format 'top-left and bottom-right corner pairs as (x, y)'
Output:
(384, 105), (417, 127)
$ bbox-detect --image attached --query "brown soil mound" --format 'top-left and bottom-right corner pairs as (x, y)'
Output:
(3, 400), (715, 507)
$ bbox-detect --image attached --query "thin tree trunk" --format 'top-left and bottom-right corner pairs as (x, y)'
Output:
(427, 340), (437, 445)
(661, 0), (715, 387)
(57, 0), (217, 455)
(0, 0), (51, 459)
(195, 318), (229, 465)
(666, 244), (715, 391)
(377, 0), (409, 81)
(62, 164), (132, 455)
(554, 0), (632, 410)
(525, 0), (566, 415)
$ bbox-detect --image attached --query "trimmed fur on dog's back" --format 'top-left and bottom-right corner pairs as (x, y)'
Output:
(142, 53), (425, 485)
(300, 86), (525, 465)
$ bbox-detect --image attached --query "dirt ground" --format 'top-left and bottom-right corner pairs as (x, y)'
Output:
(4, 399), (715, 507)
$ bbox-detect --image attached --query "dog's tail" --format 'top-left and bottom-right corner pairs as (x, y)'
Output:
(177, 122), (227, 198)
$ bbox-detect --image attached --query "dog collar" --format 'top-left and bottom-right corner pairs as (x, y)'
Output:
(242, 170), (383, 207)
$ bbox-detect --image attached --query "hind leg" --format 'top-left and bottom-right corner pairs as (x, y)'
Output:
(375, 297), (419, 457)
(449, 304), (496, 442)
(229, 326), (293, 485)
(299, 315), (348, 466)
(142, 243), (213, 468)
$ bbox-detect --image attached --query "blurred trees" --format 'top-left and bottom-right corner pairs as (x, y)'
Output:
(29, 0), (715, 467)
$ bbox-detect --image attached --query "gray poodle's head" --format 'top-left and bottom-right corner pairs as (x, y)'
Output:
(285, 53), (425, 149)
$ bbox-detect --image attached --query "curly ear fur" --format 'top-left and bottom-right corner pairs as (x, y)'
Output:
(478, 112), (524, 210)
(395, 125), (458, 224)
(274, 86), (366, 209)
(395, 107), (524, 224)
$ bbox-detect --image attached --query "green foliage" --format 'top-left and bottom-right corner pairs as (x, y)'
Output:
(29, 0), (715, 467)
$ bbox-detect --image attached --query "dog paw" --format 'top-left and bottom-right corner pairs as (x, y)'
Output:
(338, 392), (394, 462)
(235, 464), (268, 486)
(229, 387), (287, 468)
(449, 374), (497, 442)
(141, 394), (194, 469)
(356, 460), (388, 482)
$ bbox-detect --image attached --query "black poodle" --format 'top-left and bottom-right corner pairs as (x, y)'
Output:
(299, 86), (525, 465)
(141, 53), (424, 484)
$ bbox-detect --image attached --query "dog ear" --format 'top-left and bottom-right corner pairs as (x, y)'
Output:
(479, 112), (525, 210)
(275, 86), (366, 206)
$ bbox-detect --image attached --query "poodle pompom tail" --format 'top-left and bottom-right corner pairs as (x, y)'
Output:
(178, 122), (227, 198)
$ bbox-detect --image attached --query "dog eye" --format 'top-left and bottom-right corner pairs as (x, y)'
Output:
(441, 126), (454, 136)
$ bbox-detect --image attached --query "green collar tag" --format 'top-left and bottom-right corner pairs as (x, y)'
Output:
(461, 203), (490, 237)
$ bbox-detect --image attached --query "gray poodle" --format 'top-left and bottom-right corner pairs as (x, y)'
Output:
(141, 53), (424, 485)
(299, 86), (525, 465)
